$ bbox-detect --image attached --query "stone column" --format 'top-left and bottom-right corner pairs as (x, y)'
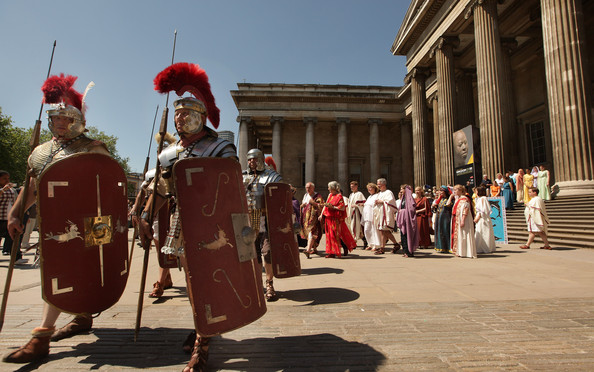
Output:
(501, 38), (519, 171)
(433, 36), (458, 185)
(237, 116), (251, 169)
(469, 0), (506, 178)
(369, 119), (381, 182)
(405, 68), (429, 187)
(271, 117), (283, 174)
(432, 96), (442, 187)
(337, 118), (349, 190)
(400, 120), (414, 185)
(304, 117), (317, 185)
(456, 71), (475, 129)
(541, 0), (594, 194)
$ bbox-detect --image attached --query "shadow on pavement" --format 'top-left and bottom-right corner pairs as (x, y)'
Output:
(9, 331), (385, 371)
(280, 287), (359, 306)
(301, 267), (344, 275)
(210, 333), (386, 371)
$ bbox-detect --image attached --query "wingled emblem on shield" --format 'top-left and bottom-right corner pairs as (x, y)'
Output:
(265, 183), (301, 278)
(173, 157), (266, 337)
(37, 153), (129, 315)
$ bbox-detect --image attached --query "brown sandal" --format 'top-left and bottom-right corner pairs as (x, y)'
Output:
(149, 281), (164, 298)
(519, 245), (530, 249)
(183, 336), (210, 372)
(3, 327), (54, 363)
(374, 248), (385, 255)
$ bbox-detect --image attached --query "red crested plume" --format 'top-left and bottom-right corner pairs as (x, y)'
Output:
(153, 62), (220, 129)
(41, 74), (83, 110)
(265, 156), (277, 172)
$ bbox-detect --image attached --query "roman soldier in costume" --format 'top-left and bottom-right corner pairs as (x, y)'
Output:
(139, 63), (263, 372)
(129, 132), (177, 299)
(242, 149), (283, 301)
(4, 74), (111, 363)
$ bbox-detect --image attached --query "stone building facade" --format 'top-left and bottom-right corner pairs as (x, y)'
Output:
(393, 0), (594, 195)
(231, 84), (409, 195)
(233, 0), (594, 196)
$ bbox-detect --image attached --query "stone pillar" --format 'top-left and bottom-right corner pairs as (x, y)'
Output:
(304, 117), (317, 185)
(501, 38), (519, 171)
(433, 36), (458, 185)
(337, 118), (349, 190)
(237, 116), (251, 169)
(470, 0), (506, 178)
(271, 117), (283, 174)
(369, 119), (381, 182)
(405, 68), (429, 187)
(432, 96), (442, 187)
(456, 71), (475, 129)
(541, 0), (594, 194)
(400, 120), (414, 186)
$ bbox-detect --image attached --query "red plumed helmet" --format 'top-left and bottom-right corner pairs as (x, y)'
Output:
(265, 156), (277, 172)
(154, 62), (220, 129)
(41, 73), (83, 111)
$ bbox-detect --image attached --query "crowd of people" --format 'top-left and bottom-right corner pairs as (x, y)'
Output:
(475, 165), (552, 210)
(294, 170), (553, 261)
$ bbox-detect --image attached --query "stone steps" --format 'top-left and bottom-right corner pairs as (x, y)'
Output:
(505, 195), (594, 248)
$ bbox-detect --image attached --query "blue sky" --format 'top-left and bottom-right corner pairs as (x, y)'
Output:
(0, 1), (408, 173)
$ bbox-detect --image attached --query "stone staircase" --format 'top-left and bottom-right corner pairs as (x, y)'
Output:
(505, 195), (594, 249)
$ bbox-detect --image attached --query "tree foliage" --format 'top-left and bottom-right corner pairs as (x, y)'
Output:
(0, 107), (130, 185)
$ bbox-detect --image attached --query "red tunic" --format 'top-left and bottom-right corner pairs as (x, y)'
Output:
(323, 193), (357, 256)
(415, 196), (432, 247)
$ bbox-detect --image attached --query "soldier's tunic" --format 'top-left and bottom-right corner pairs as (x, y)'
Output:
(242, 167), (282, 264)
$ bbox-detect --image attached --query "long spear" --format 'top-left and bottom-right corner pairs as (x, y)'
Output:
(0, 41), (57, 332)
(128, 104), (159, 265)
(135, 30), (177, 341)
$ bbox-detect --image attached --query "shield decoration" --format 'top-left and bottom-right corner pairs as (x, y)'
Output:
(157, 199), (178, 268)
(173, 157), (266, 336)
(37, 153), (129, 315)
(265, 183), (301, 278)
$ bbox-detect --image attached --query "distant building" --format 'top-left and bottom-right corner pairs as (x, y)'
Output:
(231, 83), (408, 195)
(126, 172), (143, 200)
(217, 130), (235, 144)
(232, 0), (594, 197)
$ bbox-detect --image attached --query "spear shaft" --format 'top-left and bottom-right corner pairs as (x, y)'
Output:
(128, 104), (159, 266)
(0, 40), (57, 333)
(135, 30), (177, 341)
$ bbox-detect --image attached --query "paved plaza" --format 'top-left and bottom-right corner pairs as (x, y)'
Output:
(1, 232), (594, 371)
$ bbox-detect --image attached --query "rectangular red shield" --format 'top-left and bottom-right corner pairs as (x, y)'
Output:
(37, 153), (129, 314)
(157, 200), (178, 268)
(173, 157), (266, 336)
(265, 183), (301, 278)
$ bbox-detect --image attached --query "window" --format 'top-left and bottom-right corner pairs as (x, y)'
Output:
(349, 163), (362, 186)
(527, 121), (546, 165)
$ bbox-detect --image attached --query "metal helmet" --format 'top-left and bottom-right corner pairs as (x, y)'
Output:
(47, 104), (86, 139)
(173, 97), (206, 134)
(41, 74), (93, 140)
(247, 148), (265, 171)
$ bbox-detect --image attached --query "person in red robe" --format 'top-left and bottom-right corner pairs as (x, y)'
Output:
(414, 186), (432, 248)
(320, 181), (356, 258)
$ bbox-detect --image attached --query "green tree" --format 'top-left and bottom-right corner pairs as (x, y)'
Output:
(0, 107), (131, 184)
(0, 109), (31, 185)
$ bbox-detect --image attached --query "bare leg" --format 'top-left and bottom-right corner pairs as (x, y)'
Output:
(40, 303), (61, 328)
(264, 262), (273, 282)
(525, 232), (536, 247)
(538, 232), (550, 246)
(158, 267), (170, 284)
